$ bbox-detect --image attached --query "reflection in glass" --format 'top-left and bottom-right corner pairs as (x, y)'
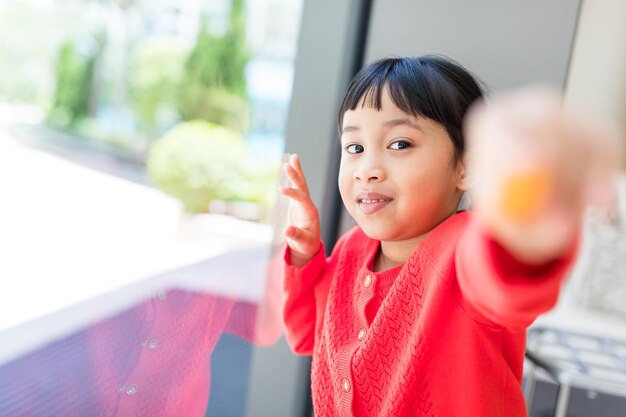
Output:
(0, 247), (284, 416)
(0, 0), (303, 415)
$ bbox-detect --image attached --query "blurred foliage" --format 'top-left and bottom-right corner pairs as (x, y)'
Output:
(36, 0), (253, 140)
(178, 0), (250, 134)
(3, 0), (282, 215)
(49, 38), (99, 127)
(217, 155), (280, 207)
(0, 1), (77, 105)
(177, 86), (249, 135)
(146, 120), (278, 214)
(129, 37), (188, 135)
(184, 0), (248, 97)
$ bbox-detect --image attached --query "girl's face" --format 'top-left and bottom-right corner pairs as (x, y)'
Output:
(338, 87), (466, 244)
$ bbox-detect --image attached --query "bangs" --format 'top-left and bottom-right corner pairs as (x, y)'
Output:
(338, 58), (450, 131)
(339, 64), (389, 114)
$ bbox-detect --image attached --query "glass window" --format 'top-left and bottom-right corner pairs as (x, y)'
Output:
(0, 0), (303, 415)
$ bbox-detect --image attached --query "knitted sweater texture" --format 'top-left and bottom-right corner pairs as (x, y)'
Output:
(283, 212), (576, 417)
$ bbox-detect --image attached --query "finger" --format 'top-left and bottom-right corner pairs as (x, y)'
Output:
(284, 226), (318, 252)
(279, 186), (313, 205)
(561, 112), (616, 210)
(286, 155), (307, 188)
(586, 143), (620, 210)
(283, 162), (310, 195)
(283, 225), (298, 239)
(278, 154), (292, 188)
(289, 154), (311, 195)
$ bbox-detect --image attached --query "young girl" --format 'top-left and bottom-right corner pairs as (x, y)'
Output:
(279, 55), (619, 417)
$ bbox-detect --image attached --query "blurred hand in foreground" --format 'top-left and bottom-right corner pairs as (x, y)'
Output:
(465, 87), (623, 264)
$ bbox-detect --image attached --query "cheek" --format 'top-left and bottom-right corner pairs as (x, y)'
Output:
(398, 163), (451, 203)
(337, 164), (352, 201)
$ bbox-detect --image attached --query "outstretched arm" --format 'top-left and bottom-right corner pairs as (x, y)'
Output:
(458, 88), (622, 329)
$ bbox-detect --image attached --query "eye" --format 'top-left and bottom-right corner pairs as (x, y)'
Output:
(345, 144), (364, 154)
(389, 140), (412, 150)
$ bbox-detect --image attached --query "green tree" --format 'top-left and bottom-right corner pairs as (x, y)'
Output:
(129, 37), (188, 135)
(49, 38), (98, 126)
(217, 0), (248, 97)
(177, 0), (250, 133)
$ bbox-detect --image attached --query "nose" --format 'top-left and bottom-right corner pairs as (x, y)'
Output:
(354, 155), (386, 182)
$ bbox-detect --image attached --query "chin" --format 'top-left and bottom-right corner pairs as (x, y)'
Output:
(356, 222), (396, 241)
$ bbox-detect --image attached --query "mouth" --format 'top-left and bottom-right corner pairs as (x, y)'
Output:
(356, 193), (393, 215)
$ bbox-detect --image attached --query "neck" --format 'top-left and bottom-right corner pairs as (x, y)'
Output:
(374, 207), (461, 272)
(375, 236), (425, 271)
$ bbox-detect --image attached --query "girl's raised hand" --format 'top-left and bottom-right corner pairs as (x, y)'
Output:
(466, 88), (622, 264)
(279, 154), (321, 267)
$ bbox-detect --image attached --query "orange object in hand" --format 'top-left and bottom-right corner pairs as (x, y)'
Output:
(500, 170), (553, 222)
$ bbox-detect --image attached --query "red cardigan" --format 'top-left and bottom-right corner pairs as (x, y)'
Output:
(283, 211), (577, 417)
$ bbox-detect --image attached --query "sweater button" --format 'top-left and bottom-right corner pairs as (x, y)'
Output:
(147, 338), (160, 350)
(341, 378), (351, 392)
(364, 275), (372, 288)
(125, 384), (138, 395)
(357, 328), (367, 340)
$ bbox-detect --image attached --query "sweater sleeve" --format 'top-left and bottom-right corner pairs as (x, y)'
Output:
(282, 242), (328, 355)
(455, 216), (579, 330)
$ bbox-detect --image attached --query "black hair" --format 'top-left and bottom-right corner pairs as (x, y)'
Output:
(338, 55), (484, 163)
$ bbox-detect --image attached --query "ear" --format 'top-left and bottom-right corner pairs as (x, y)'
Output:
(455, 154), (471, 192)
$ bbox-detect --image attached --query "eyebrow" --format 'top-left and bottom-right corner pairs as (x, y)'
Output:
(341, 118), (424, 134)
